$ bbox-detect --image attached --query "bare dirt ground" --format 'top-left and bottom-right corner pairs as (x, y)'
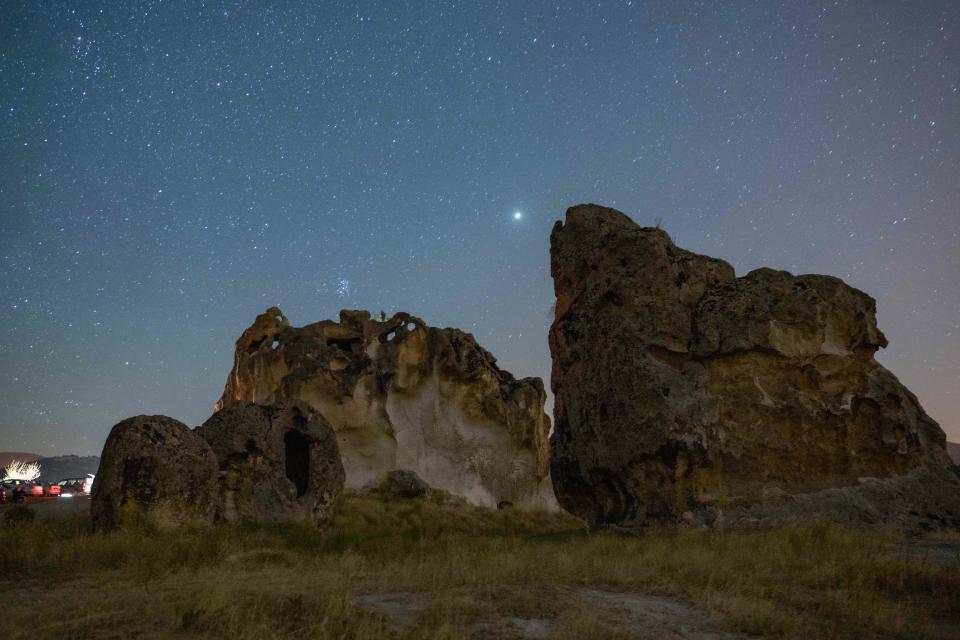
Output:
(355, 588), (755, 639)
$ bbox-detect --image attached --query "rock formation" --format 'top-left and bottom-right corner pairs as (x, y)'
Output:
(91, 416), (218, 531)
(216, 308), (555, 509)
(549, 203), (959, 528)
(197, 402), (344, 524)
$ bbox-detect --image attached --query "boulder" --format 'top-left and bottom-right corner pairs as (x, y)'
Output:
(382, 469), (430, 499)
(549, 204), (959, 528)
(216, 307), (555, 509)
(91, 415), (218, 531)
(196, 402), (344, 524)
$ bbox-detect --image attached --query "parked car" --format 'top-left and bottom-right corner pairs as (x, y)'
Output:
(44, 482), (62, 497)
(28, 483), (45, 497)
(58, 475), (94, 497)
(0, 479), (32, 502)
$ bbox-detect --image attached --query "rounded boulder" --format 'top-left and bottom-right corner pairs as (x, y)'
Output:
(91, 415), (219, 531)
(197, 402), (345, 524)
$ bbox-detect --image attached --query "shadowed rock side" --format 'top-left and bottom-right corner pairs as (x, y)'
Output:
(216, 308), (555, 509)
(549, 204), (959, 529)
(197, 402), (344, 525)
(91, 416), (218, 531)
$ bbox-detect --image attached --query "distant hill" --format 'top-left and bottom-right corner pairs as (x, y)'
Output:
(30, 455), (101, 483)
(948, 442), (960, 466)
(0, 451), (42, 468)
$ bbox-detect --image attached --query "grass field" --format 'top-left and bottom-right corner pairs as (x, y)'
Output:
(1, 494), (958, 639)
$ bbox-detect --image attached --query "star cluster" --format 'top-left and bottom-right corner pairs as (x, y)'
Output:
(1, 1), (958, 454)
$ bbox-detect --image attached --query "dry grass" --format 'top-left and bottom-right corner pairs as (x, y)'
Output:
(1, 494), (958, 639)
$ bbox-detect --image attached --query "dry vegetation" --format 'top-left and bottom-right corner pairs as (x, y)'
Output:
(1, 494), (958, 640)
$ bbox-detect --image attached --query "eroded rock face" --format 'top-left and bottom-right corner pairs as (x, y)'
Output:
(197, 402), (344, 524)
(216, 308), (554, 509)
(549, 204), (958, 527)
(91, 415), (218, 531)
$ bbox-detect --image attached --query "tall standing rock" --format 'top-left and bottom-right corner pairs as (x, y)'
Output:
(91, 415), (218, 531)
(216, 308), (554, 509)
(549, 204), (959, 528)
(197, 402), (344, 524)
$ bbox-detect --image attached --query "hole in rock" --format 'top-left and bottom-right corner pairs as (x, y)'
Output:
(271, 339), (280, 350)
(284, 430), (310, 498)
(326, 337), (359, 352)
(385, 331), (396, 342)
(406, 322), (416, 332)
(247, 336), (267, 353)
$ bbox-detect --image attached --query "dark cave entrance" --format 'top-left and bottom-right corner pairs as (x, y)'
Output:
(284, 430), (310, 498)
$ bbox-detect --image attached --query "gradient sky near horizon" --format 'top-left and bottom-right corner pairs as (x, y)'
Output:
(1, 1), (958, 456)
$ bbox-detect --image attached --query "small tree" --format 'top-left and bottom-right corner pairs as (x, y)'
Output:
(3, 459), (41, 482)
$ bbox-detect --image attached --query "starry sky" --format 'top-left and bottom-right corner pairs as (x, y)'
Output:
(1, 1), (958, 456)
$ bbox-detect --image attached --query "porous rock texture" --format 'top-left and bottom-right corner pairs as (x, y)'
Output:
(549, 204), (959, 529)
(197, 402), (345, 524)
(216, 308), (555, 509)
(91, 415), (218, 531)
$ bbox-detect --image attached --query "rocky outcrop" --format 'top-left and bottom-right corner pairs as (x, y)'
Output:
(549, 204), (958, 528)
(216, 308), (554, 509)
(197, 402), (344, 524)
(91, 416), (218, 531)
(714, 465), (960, 533)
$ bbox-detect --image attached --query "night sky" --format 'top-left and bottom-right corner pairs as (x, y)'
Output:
(2, 1), (958, 456)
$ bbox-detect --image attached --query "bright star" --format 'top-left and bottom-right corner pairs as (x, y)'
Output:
(513, 211), (522, 220)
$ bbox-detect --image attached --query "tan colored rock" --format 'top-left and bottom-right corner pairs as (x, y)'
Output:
(549, 203), (958, 528)
(216, 308), (554, 509)
(91, 415), (218, 531)
(197, 402), (344, 524)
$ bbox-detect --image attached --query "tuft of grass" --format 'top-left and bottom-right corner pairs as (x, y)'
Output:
(0, 494), (958, 639)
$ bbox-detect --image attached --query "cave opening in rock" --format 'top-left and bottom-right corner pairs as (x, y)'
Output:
(284, 430), (310, 498)
(326, 337), (359, 352)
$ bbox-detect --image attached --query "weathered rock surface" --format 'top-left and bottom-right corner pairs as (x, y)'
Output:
(197, 402), (345, 524)
(216, 308), (555, 509)
(91, 415), (218, 531)
(714, 465), (960, 533)
(549, 203), (959, 528)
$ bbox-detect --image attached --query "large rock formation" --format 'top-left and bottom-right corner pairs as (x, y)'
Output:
(197, 402), (344, 524)
(549, 204), (959, 529)
(91, 416), (218, 531)
(216, 308), (555, 509)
